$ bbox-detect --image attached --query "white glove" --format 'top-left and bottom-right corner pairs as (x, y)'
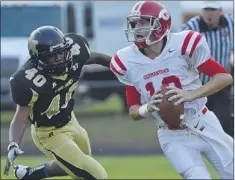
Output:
(7, 142), (24, 165)
(147, 91), (163, 112)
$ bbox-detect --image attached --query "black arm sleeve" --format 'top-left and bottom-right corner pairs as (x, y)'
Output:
(86, 51), (112, 67)
(10, 78), (33, 106)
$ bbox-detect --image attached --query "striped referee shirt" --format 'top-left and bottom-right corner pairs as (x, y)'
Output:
(181, 14), (234, 84)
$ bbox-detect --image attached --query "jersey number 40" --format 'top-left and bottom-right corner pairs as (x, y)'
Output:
(41, 83), (76, 119)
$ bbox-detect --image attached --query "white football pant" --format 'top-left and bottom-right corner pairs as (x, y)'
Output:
(158, 109), (233, 179)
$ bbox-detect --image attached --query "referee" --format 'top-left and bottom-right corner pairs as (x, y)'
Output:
(181, 1), (234, 137)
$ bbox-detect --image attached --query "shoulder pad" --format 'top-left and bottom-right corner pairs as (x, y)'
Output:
(65, 33), (89, 48)
(65, 33), (90, 63)
(110, 45), (135, 76)
(170, 30), (202, 56)
(11, 65), (49, 93)
(116, 45), (137, 61)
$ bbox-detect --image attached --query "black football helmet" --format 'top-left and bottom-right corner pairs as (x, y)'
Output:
(28, 26), (72, 76)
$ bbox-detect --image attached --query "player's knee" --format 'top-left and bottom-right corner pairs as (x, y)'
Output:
(76, 155), (107, 179)
(88, 161), (107, 179)
(80, 166), (107, 180)
(98, 168), (108, 179)
(180, 166), (211, 179)
(81, 128), (92, 156)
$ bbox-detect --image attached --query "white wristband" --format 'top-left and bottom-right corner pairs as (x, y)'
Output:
(138, 104), (151, 117)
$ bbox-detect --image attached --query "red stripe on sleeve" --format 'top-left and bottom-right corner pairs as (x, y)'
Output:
(197, 58), (229, 77)
(110, 63), (124, 76)
(113, 54), (127, 71)
(126, 85), (141, 108)
(181, 31), (194, 55)
(189, 33), (203, 58)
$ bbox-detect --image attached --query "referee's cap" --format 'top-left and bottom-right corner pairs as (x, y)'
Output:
(201, 1), (222, 9)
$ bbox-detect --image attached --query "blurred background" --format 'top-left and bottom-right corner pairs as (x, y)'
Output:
(0, 1), (234, 179)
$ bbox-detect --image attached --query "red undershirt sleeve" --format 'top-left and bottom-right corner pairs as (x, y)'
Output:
(126, 85), (141, 108)
(197, 58), (229, 77)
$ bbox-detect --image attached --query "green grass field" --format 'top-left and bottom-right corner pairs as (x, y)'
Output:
(1, 155), (218, 179)
(0, 96), (220, 179)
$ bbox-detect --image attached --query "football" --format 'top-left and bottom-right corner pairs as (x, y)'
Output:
(158, 85), (184, 128)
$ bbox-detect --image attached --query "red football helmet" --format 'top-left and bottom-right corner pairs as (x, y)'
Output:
(125, 1), (171, 48)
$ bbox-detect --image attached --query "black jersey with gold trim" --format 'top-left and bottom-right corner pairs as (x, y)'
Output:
(10, 33), (90, 127)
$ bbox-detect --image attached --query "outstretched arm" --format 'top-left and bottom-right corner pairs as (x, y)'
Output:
(4, 105), (28, 175)
(5, 79), (33, 173)
(85, 51), (112, 67)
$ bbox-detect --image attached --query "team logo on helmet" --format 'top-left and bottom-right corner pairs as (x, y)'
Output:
(159, 9), (170, 20)
(28, 39), (39, 54)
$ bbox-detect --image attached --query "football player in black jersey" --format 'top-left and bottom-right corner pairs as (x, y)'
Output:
(4, 26), (112, 179)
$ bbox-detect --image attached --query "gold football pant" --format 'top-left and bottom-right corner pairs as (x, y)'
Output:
(31, 112), (107, 179)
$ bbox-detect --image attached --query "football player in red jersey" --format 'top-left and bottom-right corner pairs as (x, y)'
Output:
(110, 1), (233, 179)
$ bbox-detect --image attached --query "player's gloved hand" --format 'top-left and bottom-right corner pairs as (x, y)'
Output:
(147, 90), (163, 112)
(7, 142), (24, 165)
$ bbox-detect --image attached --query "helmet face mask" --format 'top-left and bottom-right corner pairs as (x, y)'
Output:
(125, 15), (161, 43)
(28, 26), (73, 76)
(36, 46), (73, 76)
